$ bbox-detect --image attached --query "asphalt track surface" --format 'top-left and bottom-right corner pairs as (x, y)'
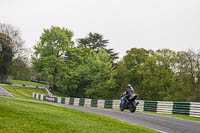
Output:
(54, 104), (200, 133)
(0, 87), (13, 96)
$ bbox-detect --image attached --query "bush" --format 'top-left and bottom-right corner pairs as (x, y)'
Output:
(0, 80), (12, 85)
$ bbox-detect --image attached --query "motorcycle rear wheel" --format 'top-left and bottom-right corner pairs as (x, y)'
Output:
(120, 102), (124, 111)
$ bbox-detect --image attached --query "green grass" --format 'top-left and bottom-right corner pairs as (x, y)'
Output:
(0, 98), (158, 133)
(10, 80), (47, 87)
(0, 85), (47, 99)
(139, 111), (200, 122)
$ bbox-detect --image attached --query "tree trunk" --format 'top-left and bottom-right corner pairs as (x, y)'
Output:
(0, 74), (8, 81)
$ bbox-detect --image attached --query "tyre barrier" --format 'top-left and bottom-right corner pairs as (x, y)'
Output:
(61, 97), (65, 104)
(157, 101), (173, 114)
(173, 102), (190, 115)
(79, 98), (85, 106)
(33, 93), (200, 117)
(144, 101), (157, 112)
(190, 102), (200, 118)
(91, 99), (98, 107)
(69, 97), (74, 105)
(97, 100), (105, 108)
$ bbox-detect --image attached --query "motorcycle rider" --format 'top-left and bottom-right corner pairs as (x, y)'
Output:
(121, 84), (139, 106)
(122, 84), (134, 100)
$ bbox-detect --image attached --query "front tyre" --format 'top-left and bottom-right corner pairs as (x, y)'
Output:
(129, 102), (136, 113)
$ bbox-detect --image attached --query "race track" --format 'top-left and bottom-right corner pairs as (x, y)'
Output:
(0, 87), (13, 96)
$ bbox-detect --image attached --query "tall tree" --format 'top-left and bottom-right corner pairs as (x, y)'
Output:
(141, 49), (177, 101)
(116, 48), (150, 99)
(175, 50), (200, 101)
(32, 26), (74, 89)
(77, 32), (119, 63)
(0, 33), (13, 81)
(0, 23), (25, 81)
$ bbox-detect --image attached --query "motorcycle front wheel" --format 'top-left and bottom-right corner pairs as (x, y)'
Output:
(129, 101), (136, 113)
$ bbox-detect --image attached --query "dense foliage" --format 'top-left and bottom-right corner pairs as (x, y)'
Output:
(31, 26), (200, 102)
(32, 27), (116, 99)
(116, 48), (200, 102)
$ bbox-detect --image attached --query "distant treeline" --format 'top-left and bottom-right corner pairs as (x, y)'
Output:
(116, 48), (200, 102)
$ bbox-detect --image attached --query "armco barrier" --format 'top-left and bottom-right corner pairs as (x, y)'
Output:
(32, 93), (200, 117)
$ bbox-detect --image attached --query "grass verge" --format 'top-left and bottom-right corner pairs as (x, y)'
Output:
(0, 85), (47, 99)
(10, 80), (46, 87)
(0, 98), (158, 133)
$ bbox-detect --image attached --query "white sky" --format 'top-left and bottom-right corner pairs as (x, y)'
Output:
(1, 0), (200, 59)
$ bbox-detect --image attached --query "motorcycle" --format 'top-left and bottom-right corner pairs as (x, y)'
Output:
(120, 94), (139, 113)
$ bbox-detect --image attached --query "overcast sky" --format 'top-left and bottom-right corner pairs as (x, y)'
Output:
(1, 0), (200, 59)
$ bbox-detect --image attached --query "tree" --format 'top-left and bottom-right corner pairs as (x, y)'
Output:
(175, 50), (200, 101)
(0, 33), (13, 81)
(32, 26), (74, 89)
(116, 48), (200, 102)
(116, 48), (150, 99)
(140, 49), (177, 101)
(10, 57), (31, 81)
(32, 27), (117, 99)
(83, 50), (117, 99)
(115, 60), (130, 98)
(77, 32), (119, 63)
(56, 48), (117, 99)
(55, 47), (91, 97)
(0, 23), (25, 81)
(0, 23), (25, 58)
